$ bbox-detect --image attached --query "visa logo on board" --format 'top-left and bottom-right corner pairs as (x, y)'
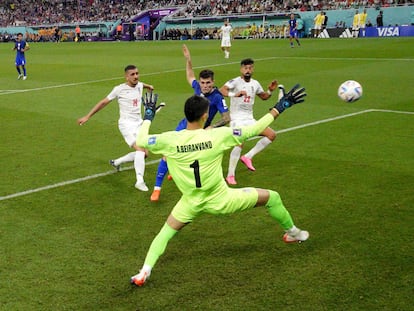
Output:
(377, 27), (400, 37)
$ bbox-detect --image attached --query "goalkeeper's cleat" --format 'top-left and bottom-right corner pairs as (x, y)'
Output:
(240, 156), (256, 171)
(150, 189), (161, 202)
(17, 74), (23, 80)
(109, 160), (121, 172)
(167, 174), (173, 181)
(135, 182), (149, 192)
(130, 270), (150, 287)
(225, 175), (237, 185)
(283, 228), (309, 243)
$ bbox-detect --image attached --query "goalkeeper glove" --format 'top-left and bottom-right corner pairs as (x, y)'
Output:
(273, 84), (307, 114)
(142, 91), (163, 121)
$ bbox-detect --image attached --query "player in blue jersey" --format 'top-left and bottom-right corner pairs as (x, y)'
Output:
(150, 44), (230, 202)
(288, 14), (301, 48)
(130, 85), (308, 287)
(13, 33), (30, 80)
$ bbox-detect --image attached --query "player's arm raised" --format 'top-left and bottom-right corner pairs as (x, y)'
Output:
(183, 44), (196, 85)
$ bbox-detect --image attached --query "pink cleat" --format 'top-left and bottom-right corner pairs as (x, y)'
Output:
(283, 229), (309, 243)
(130, 270), (150, 287)
(225, 175), (237, 185)
(240, 156), (256, 171)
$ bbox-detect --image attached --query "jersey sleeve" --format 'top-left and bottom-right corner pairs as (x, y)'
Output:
(106, 85), (119, 101)
(192, 80), (201, 95)
(136, 120), (176, 155)
(220, 113), (275, 147)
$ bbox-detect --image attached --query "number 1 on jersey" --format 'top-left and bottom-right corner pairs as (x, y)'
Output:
(189, 160), (202, 188)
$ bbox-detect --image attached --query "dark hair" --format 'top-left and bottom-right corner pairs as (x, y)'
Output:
(199, 69), (214, 80)
(240, 58), (254, 66)
(124, 64), (137, 72)
(17, 33), (23, 36)
(184, 95), (209, 122)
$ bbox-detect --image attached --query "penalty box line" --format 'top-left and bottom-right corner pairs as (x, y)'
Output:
(1, 109), (413, 202)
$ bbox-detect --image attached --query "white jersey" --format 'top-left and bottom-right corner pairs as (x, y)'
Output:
(225, 76), (264, 121)
(107, 82), (144, 122)
(220, 25), (232, 39)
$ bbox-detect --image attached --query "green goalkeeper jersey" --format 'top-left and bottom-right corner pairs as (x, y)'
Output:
(137, 113), (274, 199)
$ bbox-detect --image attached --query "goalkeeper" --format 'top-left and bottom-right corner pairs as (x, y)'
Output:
(150, 44), (230, 202)
(131, 85), (308, 287)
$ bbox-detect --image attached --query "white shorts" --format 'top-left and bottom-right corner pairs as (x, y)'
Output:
(221, 38), (231, 47)
(230, 118), (256, 128)
(118, 119), (142, 147)
(314, 25), (322, 30)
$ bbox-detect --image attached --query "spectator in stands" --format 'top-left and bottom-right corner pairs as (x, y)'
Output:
(75, 25), (81, 42)
(352, 10), (360, 38)
(359, 9), (368, 37)
(376, 10), (384, 27)
(116, 24), (123, 41)
(128, 21), (135, 41)
(313, 11), (324, 38)
(322, 12), (328, 30)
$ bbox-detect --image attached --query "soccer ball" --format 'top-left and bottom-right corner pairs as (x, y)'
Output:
(338, 80), (363, 102)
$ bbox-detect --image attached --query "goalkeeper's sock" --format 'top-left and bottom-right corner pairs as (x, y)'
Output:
(265, 190), (294, 230)
(244, 137), (272, 159)
(143, 222), (178, 268)
(227, 146), (242, 176)
(155, 158), (168, 188)
(115, 152), (135, 165)
(134, 150), (146, 183)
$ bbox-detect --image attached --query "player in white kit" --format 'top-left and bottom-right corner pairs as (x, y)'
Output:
(77, 65), (154, 191)
(219, 19), (233, 58)
(220, 58), (281, 185)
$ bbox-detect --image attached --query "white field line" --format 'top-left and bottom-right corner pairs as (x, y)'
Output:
(1, 55), (413, 96)
(1, 108), (413, 202)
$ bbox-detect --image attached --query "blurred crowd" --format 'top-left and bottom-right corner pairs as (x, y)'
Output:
(0, 0), (186, 27)
(1, 0), (412, 27)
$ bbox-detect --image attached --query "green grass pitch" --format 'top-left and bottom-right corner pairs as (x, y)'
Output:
(0, 37), (413, 310)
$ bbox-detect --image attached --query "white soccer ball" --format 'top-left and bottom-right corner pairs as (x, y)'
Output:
(338, 80), (363, 103)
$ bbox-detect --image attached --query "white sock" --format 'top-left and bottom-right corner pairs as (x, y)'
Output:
(141, 264), (152, 275)
(134, 150), (146, 183)
(227, 146), (242, 176)
(244, 137), (272, 159)
(114, 152), (135, 165)
(287, 225), (299, 235)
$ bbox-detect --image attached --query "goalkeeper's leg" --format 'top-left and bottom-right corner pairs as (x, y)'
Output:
(263, 190), (309, 243)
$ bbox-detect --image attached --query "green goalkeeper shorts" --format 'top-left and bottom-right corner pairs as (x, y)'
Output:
(171, 187), (258, 223)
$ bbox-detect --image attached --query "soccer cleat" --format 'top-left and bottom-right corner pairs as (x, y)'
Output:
(109, 160), (121, 172)
(240, 156), (256, 171)
(150, 189), (160, 202)
(283, 229), (309, 243)
(22, 76), (27, 80)
(135, 182), (149, 192)
(225, 175), (237, 185)
(17, 74), (23, 80)
(130, 270), (150, 287)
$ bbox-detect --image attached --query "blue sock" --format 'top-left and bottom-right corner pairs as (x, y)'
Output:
(155, 158), (168, 188)
(17, 68), (21, 74)
(23, 68), (26, 76)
